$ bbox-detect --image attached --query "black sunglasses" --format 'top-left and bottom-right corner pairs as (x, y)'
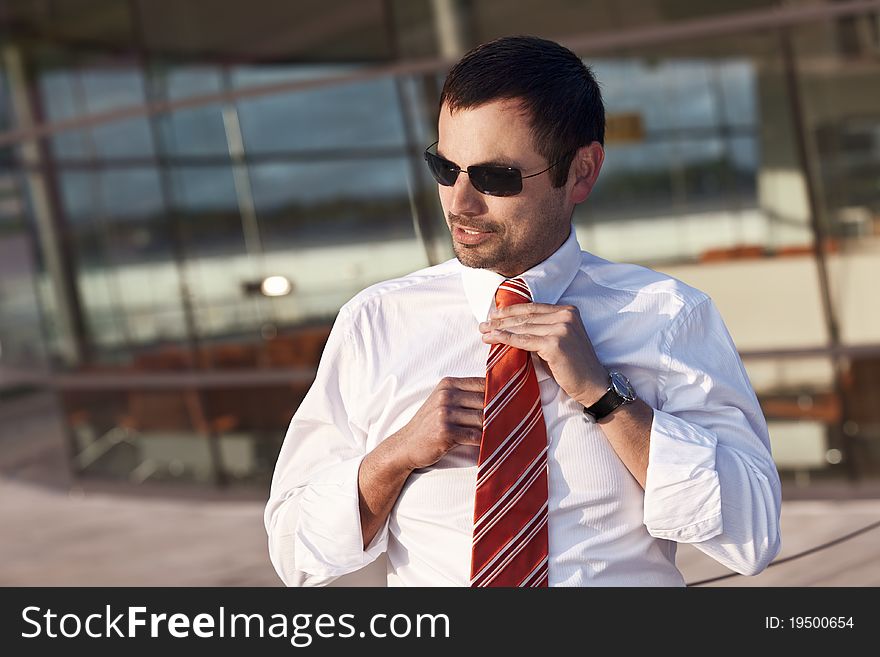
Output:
(423, 141), (569, 197)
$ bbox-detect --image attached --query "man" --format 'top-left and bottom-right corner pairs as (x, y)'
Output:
(265, 35), (782, 587)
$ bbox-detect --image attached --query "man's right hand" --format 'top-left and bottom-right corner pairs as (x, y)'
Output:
(394, 376), (486, 471)
(357, 376), (485, 548)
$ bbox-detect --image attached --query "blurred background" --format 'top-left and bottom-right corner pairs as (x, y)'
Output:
(0, 0), (879, 586)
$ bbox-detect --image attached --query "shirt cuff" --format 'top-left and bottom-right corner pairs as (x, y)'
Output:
(293, 455), (390, 577)
(643, 408), (723, 542)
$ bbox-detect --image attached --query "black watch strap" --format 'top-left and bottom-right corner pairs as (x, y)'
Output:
(583, 370), (636, 422)
(582, 385), (625, 421)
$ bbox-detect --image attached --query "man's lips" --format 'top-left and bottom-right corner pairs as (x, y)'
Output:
(452, 224), (494, 245)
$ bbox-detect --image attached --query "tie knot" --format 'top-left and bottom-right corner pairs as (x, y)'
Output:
(495, 277), (532, 309)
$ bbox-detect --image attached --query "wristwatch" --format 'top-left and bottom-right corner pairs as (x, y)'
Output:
(582, 370), (637, 422)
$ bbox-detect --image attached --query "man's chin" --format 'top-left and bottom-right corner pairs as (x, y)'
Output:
(453, 247), (502, 271)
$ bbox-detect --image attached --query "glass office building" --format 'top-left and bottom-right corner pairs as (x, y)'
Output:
(0, 0), (878, 493)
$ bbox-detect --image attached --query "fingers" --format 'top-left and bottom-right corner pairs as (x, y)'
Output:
(445, 406), (483, 428)
(486, 323), (559, 337)
(482, 313), (577, 334)
(433, 378), (485, 441)
(452, 426), (483, 447)
(436, 377), (486, 408)
(443, 376), (485, 392)
(484, 313), (567, 329)
(433, 378), (486, 445)
(481, 330), (539, 351)
(455, 390), (486, 410)
(489, 302), (574, 317)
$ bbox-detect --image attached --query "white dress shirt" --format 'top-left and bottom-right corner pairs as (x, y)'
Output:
(265, 227), (782, 586)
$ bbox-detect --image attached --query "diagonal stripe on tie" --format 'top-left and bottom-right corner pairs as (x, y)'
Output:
(470, 276), (550, 587)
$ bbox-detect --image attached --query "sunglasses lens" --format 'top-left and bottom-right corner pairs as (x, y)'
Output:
(425, 152), (459, 187)
(469, 167), (522, 197)
(424, 145), (525, 196)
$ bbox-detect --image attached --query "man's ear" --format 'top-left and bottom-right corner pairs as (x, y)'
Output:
(569, 142), (605, 205)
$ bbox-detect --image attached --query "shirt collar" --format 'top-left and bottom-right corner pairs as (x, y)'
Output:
(460, 226), (582, 322)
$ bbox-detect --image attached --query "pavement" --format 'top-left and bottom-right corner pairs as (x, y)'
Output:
(1, 391), (878, 586)
(0, 474), (877, 586)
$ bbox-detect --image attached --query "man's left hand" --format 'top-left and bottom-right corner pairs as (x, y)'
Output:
(479, 302), (609, 407)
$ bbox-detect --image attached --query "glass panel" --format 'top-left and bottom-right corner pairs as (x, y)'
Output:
(40, 68), (155, 160)
(650, 255), (829, 352)
(575, 32), (830, 371)
(598, 59), (726, 132)
(60, 168), (165, 223)
(580, 31), (819, 264)
(717, 59), (759, 127)
(790, 15), (880, 481)
(743, 354), (865, 486)
(166, 163), (262, 342)
(60, 382), (312, 487)
(169, 165), (240, 214)
(0, 233), (47, 370)
(157, 68), (229, 157)
(39, 70), (91, 159)
(0, 69), (14, 169)
(248, 156), (426, 325)
(791, 19), (880, 347)
(80, 69), (155, 159)
(232, 65), (407, 151)
(62, 388), (218, 485)
(581, 51), (778, 261)
(58, 167), (190, 365)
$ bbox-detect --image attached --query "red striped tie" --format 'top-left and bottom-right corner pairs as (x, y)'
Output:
(470, 276), (550, 587)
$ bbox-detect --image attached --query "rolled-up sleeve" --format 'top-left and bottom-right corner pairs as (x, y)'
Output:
(643, 296), (782, 576)
(264, 306), (389, 586)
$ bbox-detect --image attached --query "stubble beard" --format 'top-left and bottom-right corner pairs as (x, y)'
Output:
(449, 190), (569, 276)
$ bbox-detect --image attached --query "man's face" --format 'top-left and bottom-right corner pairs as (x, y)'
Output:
(436, 98), (573, 277)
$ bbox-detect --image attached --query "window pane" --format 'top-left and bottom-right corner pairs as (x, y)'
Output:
(157, 68), (229, 157)
(233, 66), (406, 152)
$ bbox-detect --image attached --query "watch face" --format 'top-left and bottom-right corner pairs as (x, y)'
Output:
(610, 370), (636, 402)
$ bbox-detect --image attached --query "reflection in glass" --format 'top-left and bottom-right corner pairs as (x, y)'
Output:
(158, 68), (229, 157)
(60, 168), (165, 225)
(40, 68), (155, 159)
(233, 65), (406, 152)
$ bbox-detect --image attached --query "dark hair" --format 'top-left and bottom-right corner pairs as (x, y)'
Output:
(439, 35), (604, 188)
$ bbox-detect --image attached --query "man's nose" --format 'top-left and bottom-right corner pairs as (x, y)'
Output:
(447, 171), (486, 217)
